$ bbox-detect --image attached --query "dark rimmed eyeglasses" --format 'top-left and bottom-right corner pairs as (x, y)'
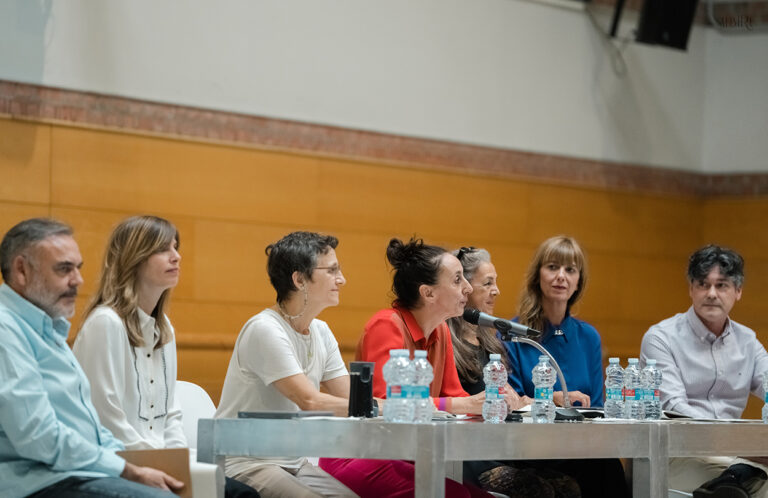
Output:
(456, 246), (476, 262)
(314, 264), (343, 277)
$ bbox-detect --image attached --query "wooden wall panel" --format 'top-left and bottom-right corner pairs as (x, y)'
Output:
(0, 202), (50, 237)
(0, 120), (50, 204)
(2, 118), (767, 415)
(317, 157), (531, 246)
(49, 126), (321, 224)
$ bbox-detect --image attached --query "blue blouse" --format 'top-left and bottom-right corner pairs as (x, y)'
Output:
(503, 314), (605, 407)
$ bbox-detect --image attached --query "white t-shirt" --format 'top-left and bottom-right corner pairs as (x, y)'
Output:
(73, 306), (186, 450)
(215, 308), (347, 471)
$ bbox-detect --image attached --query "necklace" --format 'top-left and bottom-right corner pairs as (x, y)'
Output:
(275, 305), (313, 364)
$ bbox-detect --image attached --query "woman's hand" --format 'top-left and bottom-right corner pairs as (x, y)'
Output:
(503, 385), (532, 411)
(553, 390), (590, 407)
(449, 391), (485, 415)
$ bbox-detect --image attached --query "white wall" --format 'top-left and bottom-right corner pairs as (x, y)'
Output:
(1, 0), (766, 172)
(701, 30), (768, 173)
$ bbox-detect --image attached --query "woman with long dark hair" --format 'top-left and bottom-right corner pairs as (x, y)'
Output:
(448, 247), (579, 498)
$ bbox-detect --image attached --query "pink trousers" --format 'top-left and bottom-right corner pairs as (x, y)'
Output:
(319, 458), (493, 498)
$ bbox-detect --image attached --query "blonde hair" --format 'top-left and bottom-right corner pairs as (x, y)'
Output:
(518, 236), (588, 333)
(82, 216), (178, 349)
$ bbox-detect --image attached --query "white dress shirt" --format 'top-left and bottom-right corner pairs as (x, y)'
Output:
(641, 306), (768, 419)
(73, 306), (187, 450)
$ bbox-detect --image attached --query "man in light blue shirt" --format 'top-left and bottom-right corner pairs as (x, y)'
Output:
(641, 245), (768, 498)
(0, 218), (183, 498)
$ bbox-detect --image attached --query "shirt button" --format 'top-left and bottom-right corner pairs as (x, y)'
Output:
(150, 379), (154, 384)
(151, 404), (154, 409)
(149, 426), (153, 430)
(147, 354), (151, 358)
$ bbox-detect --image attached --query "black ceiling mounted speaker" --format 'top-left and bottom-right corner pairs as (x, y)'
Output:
(636, 0), (700, 50)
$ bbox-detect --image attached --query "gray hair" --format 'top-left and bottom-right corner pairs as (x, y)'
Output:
(451, 247), (491, 282)
(687, 244), (744, 288)
(0, 218), (73, 282)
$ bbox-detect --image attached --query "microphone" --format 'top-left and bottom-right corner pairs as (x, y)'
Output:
(462, 309), (541, 339)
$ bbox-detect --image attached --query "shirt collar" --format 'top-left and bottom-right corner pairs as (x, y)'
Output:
(542, 313), (572, 341)
(685, 306), (731, 343)
(137, 307), (159, 346)
(0, 283), (71, 344)
(395, 306), (441, 348)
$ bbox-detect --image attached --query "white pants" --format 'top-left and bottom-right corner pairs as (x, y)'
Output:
(670, 456), (768, 496)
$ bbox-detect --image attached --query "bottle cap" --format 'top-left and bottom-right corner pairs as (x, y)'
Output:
(414, 350), (427, 358)
(539, 355), (549, 362)
(647, 359), (656, 365)
(629, 358), (639, 363)
(609, 357), (620, 363)
(489, 353), (501, 360)
(389, 349), (409, 356)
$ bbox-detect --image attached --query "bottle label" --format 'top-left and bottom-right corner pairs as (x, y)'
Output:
(764, 391), (767, 403)
(412, 385), (430, 399)
(624, 388), (635, 398)
(635, 389), (645, 402)
(387, 385), (403, 399)
(534, 387), (553, 400)
(485, 386), (504, 400)
(653, 389), (660, 401)
(606, 387), (623, 400)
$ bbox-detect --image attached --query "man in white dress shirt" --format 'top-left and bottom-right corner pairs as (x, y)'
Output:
(641, 245), (768, 498)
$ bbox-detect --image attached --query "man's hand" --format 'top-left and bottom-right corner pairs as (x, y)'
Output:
(121, 462), (184, 492)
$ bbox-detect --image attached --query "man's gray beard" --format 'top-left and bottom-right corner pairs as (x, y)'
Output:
(24, 279), (73, 320)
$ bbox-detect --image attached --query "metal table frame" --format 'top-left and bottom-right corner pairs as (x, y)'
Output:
(197, 418), (768, 498)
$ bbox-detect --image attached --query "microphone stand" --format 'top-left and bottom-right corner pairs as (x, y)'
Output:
(506, 335), (585, 421)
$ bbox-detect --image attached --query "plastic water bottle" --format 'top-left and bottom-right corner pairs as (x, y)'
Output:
(604, 357), (625, 419)
(623, 358), (645, 420)
(531, 355), (556, 423)
(642, 359), (663, 420)
(411, 350), (434, 423)
(482, 353), (508, 423)
(762, 372), (768, 424)
(382, 349), (414, 423)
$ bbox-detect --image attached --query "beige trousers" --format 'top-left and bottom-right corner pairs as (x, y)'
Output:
(230, 460), (358, 498)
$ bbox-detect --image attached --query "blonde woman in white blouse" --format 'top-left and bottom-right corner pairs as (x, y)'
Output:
(74, 216), (184, 450)
(73, 215), (259, 498)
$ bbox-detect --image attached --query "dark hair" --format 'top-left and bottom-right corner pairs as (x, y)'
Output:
(447, 246), (508, 383)
(386, 237), (446, 309)
(266, 231), (339, 303)
(0, 218), (73, 282)
(687, 245), (744, 288)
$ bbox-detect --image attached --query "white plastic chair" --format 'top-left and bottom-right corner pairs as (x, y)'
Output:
(176, 380), (225, 498)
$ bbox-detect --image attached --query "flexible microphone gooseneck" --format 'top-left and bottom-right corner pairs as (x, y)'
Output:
(462, 308), (584, 419)
(462, 309), (542, 339)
